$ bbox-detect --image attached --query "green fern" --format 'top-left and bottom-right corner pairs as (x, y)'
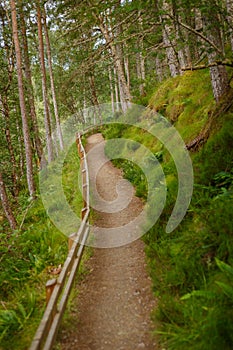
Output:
(181, 290), (216, 301)
(215, 258), (233, 277)
(215, 281), (233, 300)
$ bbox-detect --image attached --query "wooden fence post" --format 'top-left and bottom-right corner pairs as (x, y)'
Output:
(29, 132), (90, 350)
(81, 207), (87, 219)
(46, 279), (57, 305)
(68, 233), (76, 251)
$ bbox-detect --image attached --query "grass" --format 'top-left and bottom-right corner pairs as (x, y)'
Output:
(0, 142), (87, 349)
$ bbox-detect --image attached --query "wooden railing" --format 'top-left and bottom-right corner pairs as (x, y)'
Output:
(30, 132), (90, 350)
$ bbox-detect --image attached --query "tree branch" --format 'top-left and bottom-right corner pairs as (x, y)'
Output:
(167, 14), (223, 55)
(182, 59), (233, 71)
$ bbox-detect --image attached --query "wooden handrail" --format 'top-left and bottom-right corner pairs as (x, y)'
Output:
(29, 132), (90, 350)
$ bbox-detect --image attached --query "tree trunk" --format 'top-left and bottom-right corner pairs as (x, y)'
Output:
(175, 19), (188, 72)
(124, 55), (130, 92)
(15, 112), (25, 177)
(19, 6), (45, 167)
(36, 2), (54, 163)
(136, 49), (146, 96)
(0, 172), (17, 230)
(89, 73), (102, 123)
(155, 56), (166, 82)
(172, 0), (191, 72)
(108, 65), (115, 114)
(10, 0), (36, 197)
(161, 1), (180, 77)
(89, 74), (99, 108)
(182, 8), (195, 66)
(193, 8), (205, 62)
(118, 70), (125, 111)
(90, 6), (131, 111)
(137, 13), (146, 95)
(83, 90), (87, 124)
(209, 65), (230, 102)
(0, 14), (19, 198)
(140, 52), (145, 86)
(162, 28), (180, 77)
(0, 94), (19, 197)
(114, 66), (120, 111)
(42, 6), (64, 151)
(202, 11), (230, 101)
(114, 22), (131, 111)
(226, 0), (233, 52)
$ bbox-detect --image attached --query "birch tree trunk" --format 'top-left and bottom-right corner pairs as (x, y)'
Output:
(202, 11), (229, 101)
(124, 55), (130, 92)
(0, 172), (17, 230)
(114, 66), (120, 111)
(162, 28), (180, 77)
(42, 6), (64, 151)
(36, 2), (54, 163)
(161, 1), (180, 77)
(10, 0), (35, 197)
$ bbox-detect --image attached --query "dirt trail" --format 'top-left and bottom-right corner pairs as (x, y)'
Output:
(58, 133), (157, 350)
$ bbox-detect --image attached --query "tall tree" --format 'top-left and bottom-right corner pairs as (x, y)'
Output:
(136, 26), (146, 95)
(108, 65), (115, 113)
(87, 1), (131, 111)
(161, 0), (180, 77)
(36, 1), (54, 163)
(42, 5), (64, 150)
(19, 3), (44, 164)
(10, 0), (36, 197)
(0, 5), (19, 198)
(202, 2), (230, 101)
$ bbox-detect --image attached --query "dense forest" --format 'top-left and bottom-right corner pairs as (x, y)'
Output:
(0, 0), (233, 349)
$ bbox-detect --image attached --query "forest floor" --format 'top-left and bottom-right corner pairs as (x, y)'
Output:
(57, 133), (157, 350)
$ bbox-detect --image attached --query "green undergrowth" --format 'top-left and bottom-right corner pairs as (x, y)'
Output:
(149, 70), (213, 141)
(103, 70), (233, 350)
(0, 143), (89, 349)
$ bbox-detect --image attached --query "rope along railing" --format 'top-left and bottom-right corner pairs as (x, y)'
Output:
(30, 132), (90, 350)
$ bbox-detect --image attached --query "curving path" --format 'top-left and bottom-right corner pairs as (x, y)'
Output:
(57, 133), (157, 350)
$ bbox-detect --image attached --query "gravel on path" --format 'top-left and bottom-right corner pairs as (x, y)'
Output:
(57, 133), (157, 350)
